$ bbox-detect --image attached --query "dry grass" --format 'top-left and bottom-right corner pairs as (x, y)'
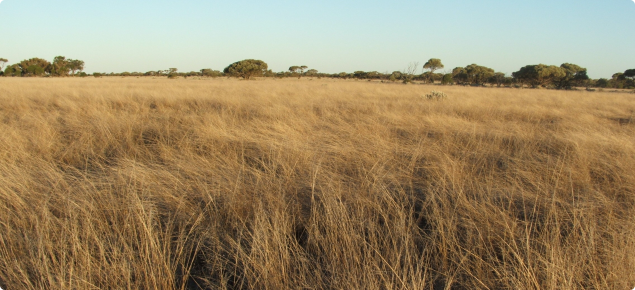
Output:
(0, 77), (634, 289)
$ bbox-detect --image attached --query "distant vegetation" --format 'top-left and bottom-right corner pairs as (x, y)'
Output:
(1, 56), (634, 89)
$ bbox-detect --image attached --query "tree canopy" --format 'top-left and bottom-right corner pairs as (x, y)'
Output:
(0, 58), (7, 72)
(19, 58), (50, 77)
(512, 64), (566, 88)
(453, 64), (495, 86)
(224, 59), (268, 80)
(556, 63), (588, 89)
(423, 58), (444, 83)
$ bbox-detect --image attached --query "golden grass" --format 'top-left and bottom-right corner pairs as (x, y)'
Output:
(0, 77), (634, 289)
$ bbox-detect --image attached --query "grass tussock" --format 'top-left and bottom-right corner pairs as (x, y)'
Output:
(0, 77), (634, 289)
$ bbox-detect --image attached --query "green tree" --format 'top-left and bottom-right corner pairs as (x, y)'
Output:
(19, 58), (51, 77)
(4, 64), (22, 77)
(201, 69), (223, 78)
(464, 64), (495, 86)
(27, 65), (45, 76)
(512, 64), (565, 88)
(289, 65), (308, 78)
(423, 58), (444, 83)
(595, 78), (608, 88)
(452, 67), (468, 85)
(441, 73), (454, 85)
(555, 63), (589, 89)
(353, 71), (368, 80)
(0, 58), (7, 75)
(623, 69), (635, 88)
(611, 73), (625, 89)
(488, 72), (506, 87)
(306, 69), (318, 76)
(50, 56), (71, 76)
(389, 71), (402, 82)
(67, 59), (85, 76)
(224, 59), (268, 80)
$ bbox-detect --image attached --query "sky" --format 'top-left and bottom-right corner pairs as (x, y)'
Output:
(0, 0), (633, 78)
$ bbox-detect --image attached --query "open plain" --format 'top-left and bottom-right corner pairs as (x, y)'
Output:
(0, 77), (634, 289)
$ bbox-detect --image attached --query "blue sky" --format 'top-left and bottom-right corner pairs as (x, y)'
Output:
(0, 0), (633, 78)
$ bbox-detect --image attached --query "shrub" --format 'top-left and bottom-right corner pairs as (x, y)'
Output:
(441, 74), (454, 85)
(424, 90), (447, 100)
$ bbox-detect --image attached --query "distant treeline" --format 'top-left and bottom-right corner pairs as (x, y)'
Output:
(1, 57), (634, 89)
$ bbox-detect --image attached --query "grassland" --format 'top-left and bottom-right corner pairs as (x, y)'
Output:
(0, 77), (634, 289)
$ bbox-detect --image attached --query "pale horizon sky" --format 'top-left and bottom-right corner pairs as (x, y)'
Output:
(1, 0), (633, 78)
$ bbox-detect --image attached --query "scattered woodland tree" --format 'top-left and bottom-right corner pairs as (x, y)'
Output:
(453, 64), (495, 86)
(595, 78), (609, 88)
(50, 56), (71, 76)
(353, 71), (367, 80)
(624, 69), (635, 82)
(201, 69), (223, 78)
(488, 72), (506, 87)
(67, 59), (85, 76)
(512, 64), (566, 88)
(289, 66), (308, 78)
(0, 58), (7, 75)
(556, 63), (589, 89)
(224, 59), (268, 80)
(423, 58), (444, 83)
(4, 64), (21, 77)
(167, 68), (178, 79)
(18, 58), (51, 77)
(389, 71), (402, 82)
(441, 73), (454, 85)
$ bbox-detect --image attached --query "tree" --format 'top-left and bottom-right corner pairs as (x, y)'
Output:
(512, 64), (565, 88)
(389, 71), (402, 82)
(611, 72), (625, 89)
(595, 78), (609, 88)
(201, 69), (223, 78)
(452, 67), (468, 85)
(488, 72), (506, 87)
(441, 73), (454, 85)
(555, 63), (588, 89)
(623, 69), (635, 88)
(49, 56), (71, 76)
(4, 64), (22, 77)
(401, 62), (419, 84)
(423, 58), (444, 83)
(353, 71), (367, 80)
(18, 58), (51, 77)
(289, 65), (308, 78)
(467, 64), (495, 86)
(67, 59), (85, 76)
(0, 58), (7, 73)
(224, 59), (268, 80)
